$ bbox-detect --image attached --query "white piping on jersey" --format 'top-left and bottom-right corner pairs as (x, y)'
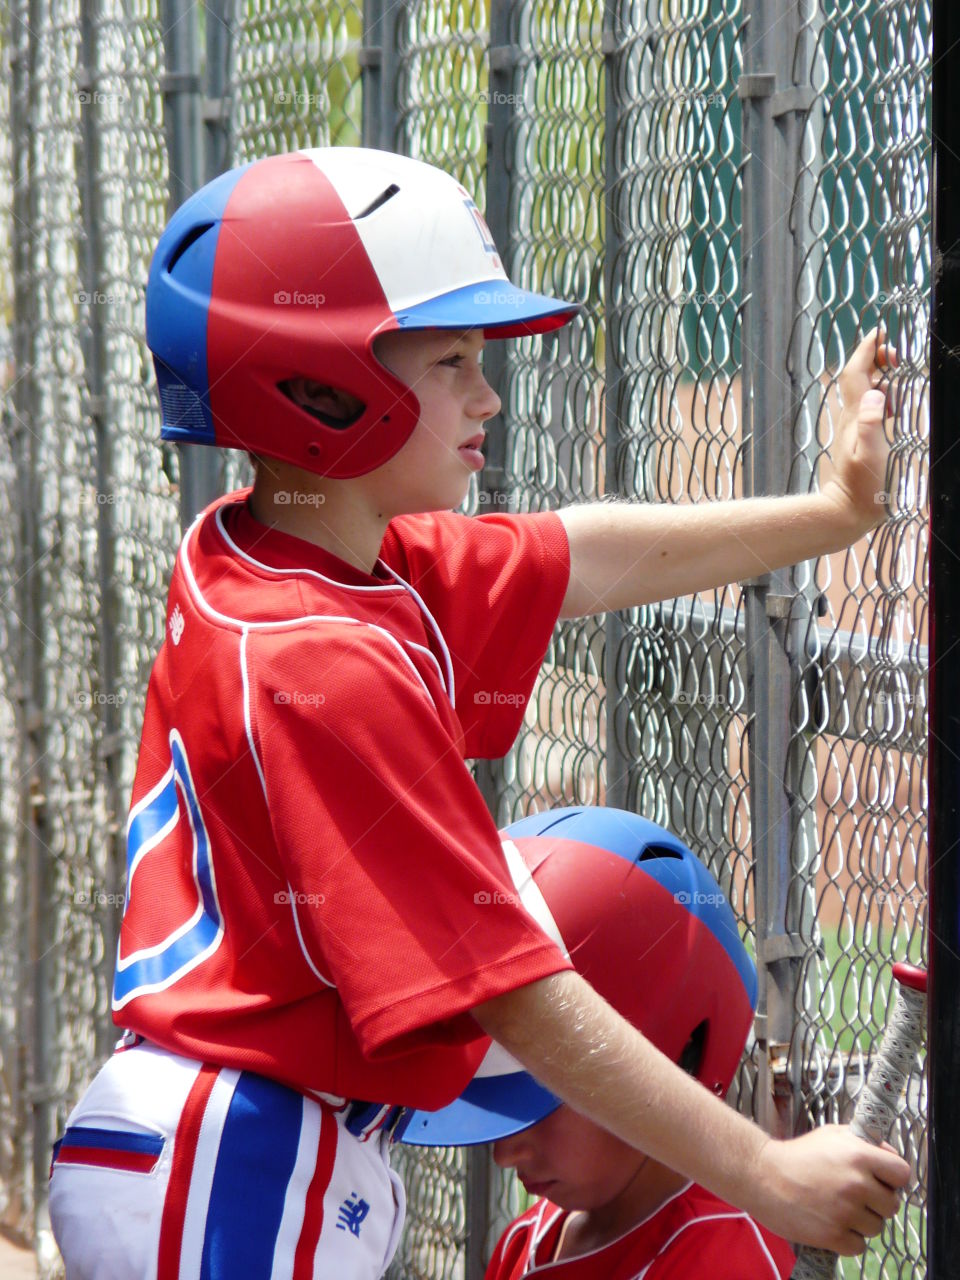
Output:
(404, 641), (448, 693)
(516, 1182), (696, 1275)
(178, 514), (437, 711)
(378, 561), (456, 705)
(216, 505), (456, 707)
(240, 627), (335, 991)
(519, 1200), (564, 1270)
(506, 1185), (784, 1277)
(634, 1210), (785, 1280)
(216, 505), (406, 596)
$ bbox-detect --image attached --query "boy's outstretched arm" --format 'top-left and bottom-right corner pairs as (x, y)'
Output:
(472, 970), (910, 1255)
(557, 330), (895, 619)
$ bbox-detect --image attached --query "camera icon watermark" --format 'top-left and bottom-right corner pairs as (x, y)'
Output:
(76, 89), (128, 106)
(274, 690), (326, 707)
(874, 690), (919, 707)
(670, 691), (727, 709)
(474, 690), (524, 707)
(274, 89), (325, 107)
(478, 90), (524, 106)
(273, 289), (326, 308)
(473, 889), (522, 906)
(274, 889), (325, 906)
(674, 890), (725, 907)
(74, 889), (125, 907)
(75, 289), (125, 306)
(274, 490), (325, 507)
(77, 689), (126, 707)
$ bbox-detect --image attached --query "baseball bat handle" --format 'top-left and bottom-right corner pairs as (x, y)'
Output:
(789, 964), (926, 1280)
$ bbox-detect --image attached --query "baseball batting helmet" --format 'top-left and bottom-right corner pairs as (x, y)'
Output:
(146, 147), (579, 478)
(398, 806), (757, 1146)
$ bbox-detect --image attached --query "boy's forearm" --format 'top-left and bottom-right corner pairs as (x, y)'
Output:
(556, 483), (873, 620)
(473, 970), (766, 1202)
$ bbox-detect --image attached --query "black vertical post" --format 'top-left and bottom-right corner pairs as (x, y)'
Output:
(927, 0), (960, 1273)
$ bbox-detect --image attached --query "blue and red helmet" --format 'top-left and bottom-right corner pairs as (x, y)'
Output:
(146, 147), (579, 478)
(399, 806), (757, 1146)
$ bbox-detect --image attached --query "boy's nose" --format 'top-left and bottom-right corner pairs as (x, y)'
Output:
(492, 1131), (526, 1168)
(470, 373), (502, 421)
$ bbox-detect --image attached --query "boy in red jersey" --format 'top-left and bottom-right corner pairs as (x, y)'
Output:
(48, 148), (906, 1279)
(399, 806), (794, 1279)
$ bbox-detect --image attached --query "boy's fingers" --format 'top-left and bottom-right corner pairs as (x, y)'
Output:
(872, 1145), (912, 1189)
(869, 1181), (904, 1219)
(859, 388), (887, 419)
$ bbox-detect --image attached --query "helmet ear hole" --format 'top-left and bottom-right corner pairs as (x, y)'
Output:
(277, 378), (366, 430)
(677, 1019), (709, 1079)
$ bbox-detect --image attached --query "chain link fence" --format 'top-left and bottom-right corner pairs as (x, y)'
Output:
(0, 1), (929, 1277)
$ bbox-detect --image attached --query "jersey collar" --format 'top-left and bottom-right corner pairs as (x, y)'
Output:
(218, 491), (403, 591)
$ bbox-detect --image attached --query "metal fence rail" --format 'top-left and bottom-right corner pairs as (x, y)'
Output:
(0, 1), (929, 1277)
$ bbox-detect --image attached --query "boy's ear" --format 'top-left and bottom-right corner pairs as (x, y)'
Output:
(279, 377), (365, 429)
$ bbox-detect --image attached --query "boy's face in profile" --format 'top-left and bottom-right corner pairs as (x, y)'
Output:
(492, 1103), (654, 1211)
(362, 328), (502, 516)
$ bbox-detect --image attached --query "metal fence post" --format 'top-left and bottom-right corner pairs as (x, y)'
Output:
(361, 0), (400, 151)
(160, 0), (221, 526)
(77, 0), (124, 1072)
(602, 0), (631, 812)
(739, 0), (820, 1139)
(204, 0), (234, 182)
(465, 5), (525, 1275)
(468, 0), (522, 837)
(8, 0), (44, 1238)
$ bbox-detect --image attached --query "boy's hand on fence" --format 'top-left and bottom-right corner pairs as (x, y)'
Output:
(752, 1126), (910, 1254)
(823, 328), (898, 536)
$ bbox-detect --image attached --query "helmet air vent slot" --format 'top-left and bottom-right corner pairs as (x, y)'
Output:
(636, 844), (684, 862)
(167, 222), (215, 274)
(354, 184), (400, 219)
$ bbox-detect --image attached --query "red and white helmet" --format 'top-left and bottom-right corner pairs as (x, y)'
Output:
(398, 806), (757, 1146)
(146, 148), (579, 478)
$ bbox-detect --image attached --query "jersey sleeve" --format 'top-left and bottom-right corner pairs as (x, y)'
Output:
(246, 626), (573, 1060)
(381, 511), (570, 758)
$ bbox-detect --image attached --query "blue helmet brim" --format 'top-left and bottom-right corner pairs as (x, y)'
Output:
(397, 1070), (562, 1147)
(392, 281), (579, 338)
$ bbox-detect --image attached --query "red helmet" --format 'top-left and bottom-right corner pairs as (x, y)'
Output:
(398, 807), (757, 1145)
(146, 148), (579, 478)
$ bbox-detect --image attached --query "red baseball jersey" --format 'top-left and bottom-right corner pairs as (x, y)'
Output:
(112, 490), (573, 1107)
(485, 1184), (795, 1279)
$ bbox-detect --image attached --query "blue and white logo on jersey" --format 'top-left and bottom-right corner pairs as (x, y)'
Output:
(113, 729), (223, 1010)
